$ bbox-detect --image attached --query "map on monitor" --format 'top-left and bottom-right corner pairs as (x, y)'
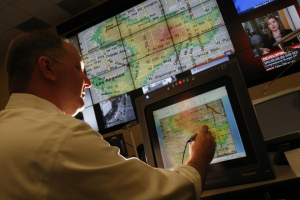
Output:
(152, 86), (246, 169)
(78, 0), (235, 104)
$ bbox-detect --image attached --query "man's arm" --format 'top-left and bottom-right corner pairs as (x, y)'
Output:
(185, 125), (216, 190)
(47, 123), (201, 200)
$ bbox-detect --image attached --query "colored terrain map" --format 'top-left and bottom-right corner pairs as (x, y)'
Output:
(158, 99), (237, 168)
(78, 0), (234, 104)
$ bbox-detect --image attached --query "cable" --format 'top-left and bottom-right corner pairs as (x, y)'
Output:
(182, 136), (197, 164)
(182, 138), (195, 164)
(182, 140), (190, 164)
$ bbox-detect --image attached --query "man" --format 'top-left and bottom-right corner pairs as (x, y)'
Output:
(0, 31), (216, 199)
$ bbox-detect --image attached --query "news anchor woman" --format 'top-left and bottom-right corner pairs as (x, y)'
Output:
(260, 15), (299, 55)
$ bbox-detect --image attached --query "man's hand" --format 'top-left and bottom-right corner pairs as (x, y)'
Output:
(185, 125), (216, 189)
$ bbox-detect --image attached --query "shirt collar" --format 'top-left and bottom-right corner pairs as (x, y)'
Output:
(5, 93), (63, 114)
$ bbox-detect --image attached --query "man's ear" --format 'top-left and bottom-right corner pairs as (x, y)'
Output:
(37, 56), (56, 81)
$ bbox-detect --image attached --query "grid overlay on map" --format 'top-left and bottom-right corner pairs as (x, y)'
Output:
(78, 0), (235, 104)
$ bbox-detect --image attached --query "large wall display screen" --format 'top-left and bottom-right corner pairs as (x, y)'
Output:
(77, 0), (235, 104)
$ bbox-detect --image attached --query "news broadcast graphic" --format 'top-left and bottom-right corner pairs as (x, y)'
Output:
(241, 5), (300, 71)
(261, 43), (300, 71)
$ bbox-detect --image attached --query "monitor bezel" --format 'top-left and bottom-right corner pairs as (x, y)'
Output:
(143, 76), (257, 172)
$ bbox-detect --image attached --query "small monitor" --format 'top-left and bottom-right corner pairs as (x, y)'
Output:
(99, 93), (136, 129)
(136, 58), (275, 190)
(152, 86), (246, 168)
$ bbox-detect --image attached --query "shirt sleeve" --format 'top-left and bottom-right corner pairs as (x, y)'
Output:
(46, 123), (202, 200)
(171, 165), (202, 199)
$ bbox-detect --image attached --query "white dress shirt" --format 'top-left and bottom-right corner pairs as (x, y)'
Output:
(0, 93), (201, 200)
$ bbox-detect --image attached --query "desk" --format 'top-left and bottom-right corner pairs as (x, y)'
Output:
(201, 152), (300, 199)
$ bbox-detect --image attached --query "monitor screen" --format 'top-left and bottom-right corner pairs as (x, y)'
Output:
(152, 86), (246, 169)
(99, 93), (136, 129)
(82, 106), (99, 131)
(241, 5), (300, 71)
(136, 58), (275, 190)
(217, 0), (300, 87)
(77, 0), (235, 104)
(233, 0), (279, 15)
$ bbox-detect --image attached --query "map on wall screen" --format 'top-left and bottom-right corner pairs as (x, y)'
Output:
(78, 0), (235, 104)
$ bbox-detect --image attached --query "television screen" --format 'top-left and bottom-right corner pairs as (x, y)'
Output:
(241, 5), (300, 71)
(136, 58), (275, 190)
(233, 0), (279, 15)
(99, 93), (136, 129)
(77, 0), (235, 104)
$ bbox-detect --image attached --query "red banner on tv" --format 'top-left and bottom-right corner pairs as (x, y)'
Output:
(261, 43), (300, 71)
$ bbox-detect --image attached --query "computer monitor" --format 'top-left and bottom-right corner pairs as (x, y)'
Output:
(241, 5), (300, 70)
(233, 0), (280, 15)
(99, 93), (136, 129)
(135, 58), (275, 190)
(253, 86), (300, 150)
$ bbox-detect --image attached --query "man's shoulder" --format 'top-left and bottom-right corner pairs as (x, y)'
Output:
(1, 106), (90, 132)
(49, 113), (88, 130)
